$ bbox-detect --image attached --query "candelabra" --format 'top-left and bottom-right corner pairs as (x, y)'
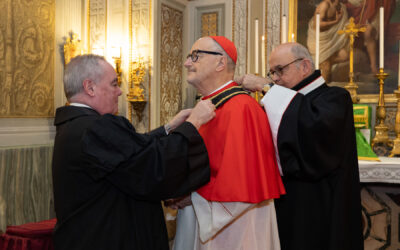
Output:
(371, 68), (389, 148)
(127, 58), (146, 122)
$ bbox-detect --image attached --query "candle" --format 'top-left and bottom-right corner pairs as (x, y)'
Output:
(262, 35), (266, 77)
(315, 14), (320, 69)
(398, 41), (400, 86)
(291, 33), (295, 42)
(281, 15), (287, 43)
(255, 19), (259, 74)
(379, 7), (384, 69)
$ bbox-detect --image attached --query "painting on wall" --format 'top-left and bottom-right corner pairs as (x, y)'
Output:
(291, 0), (399, 99)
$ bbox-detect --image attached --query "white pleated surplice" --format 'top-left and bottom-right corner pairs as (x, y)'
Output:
(173, 192), (281, 250)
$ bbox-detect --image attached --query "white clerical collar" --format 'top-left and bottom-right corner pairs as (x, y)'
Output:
(297, 76), (325, 95)
(207, 80), (234, 96)
(69, 103), (93, 109)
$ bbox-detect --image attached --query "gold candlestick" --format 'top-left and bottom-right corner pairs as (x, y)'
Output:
(371, 68), (389, 148)
(254, 73), (260, 102)
(389, 88), (400, 157)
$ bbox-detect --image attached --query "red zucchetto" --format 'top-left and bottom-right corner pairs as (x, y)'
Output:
(209, 36), (237, 64)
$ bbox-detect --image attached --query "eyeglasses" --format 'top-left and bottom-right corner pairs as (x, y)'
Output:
(267, 58), (303, 78)
(187, 50), (223, 63)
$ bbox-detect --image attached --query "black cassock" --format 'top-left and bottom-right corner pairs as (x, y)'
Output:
(263, 71), (363, 250)
(52, 106), (210, 250)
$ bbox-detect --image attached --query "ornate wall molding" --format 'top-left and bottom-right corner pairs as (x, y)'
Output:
(89, 0), (107, 52)
(233, 0), (247, 78)
(130, 0), (151, 132)
(0, 0), (55, 117)
(159, 3), (183, 125)
(266, 0), (280, 71)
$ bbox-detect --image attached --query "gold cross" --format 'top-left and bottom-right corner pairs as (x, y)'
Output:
(338, 17), (366, 84)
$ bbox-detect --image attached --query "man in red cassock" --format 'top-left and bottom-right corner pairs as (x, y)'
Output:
(170, 36), (285, 250)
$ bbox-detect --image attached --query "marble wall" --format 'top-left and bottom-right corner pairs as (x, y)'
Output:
(0, 144), (54, 233)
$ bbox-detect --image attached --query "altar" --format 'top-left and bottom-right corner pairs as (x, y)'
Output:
(360, 157), (400, 249)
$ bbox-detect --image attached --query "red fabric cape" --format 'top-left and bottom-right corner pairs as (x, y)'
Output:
(197, 82), (285, 203)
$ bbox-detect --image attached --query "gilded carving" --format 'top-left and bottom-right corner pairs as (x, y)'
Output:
(63, 33), (84, 66)
(160, 4), (183, 125)
(0, 0), (54, 117)
(201, 12), (218, 37)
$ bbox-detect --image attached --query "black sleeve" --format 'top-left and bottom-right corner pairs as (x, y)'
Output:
(146, 126), (167, 138)
(277, 87), (356, 181)
(81, 115), (210, 201)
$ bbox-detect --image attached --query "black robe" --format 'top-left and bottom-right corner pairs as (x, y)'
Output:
(52, 106), (210, 250)
(264, 71), (363, 250)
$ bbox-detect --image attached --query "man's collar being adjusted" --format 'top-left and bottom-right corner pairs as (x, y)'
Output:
(291, 70), (322, 91)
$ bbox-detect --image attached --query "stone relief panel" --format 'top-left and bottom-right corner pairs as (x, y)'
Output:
(131, 0), (151, 132)
(201, 12), (218, 37)
(266, 0), (280, 70)
(0, 0), (55, 117)
(233, 0), (247, 78)
(160, 4), (183, 125)
(89, 0), (107, 51)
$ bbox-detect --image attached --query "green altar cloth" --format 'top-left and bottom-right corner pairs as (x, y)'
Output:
(353, 104), (379, 161)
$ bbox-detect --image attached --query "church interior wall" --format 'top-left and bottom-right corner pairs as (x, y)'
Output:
(1, 1), (400, 249)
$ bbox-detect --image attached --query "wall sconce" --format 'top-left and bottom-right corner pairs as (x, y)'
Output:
(111, 47), (122, 86)
(127, 57), (147, 122)
(63, 32), (84, 66)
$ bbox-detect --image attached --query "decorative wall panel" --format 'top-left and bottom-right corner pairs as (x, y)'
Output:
(160, 4), (183, 125)
(89, 0), (107, 51)
(233, 0), (247, 78)
(0, 0), (55, 117)
(266, 0), (280, 70)
(131, 0), (151, 132)
(201, 12), (218, 37)
(0, 144), (54, 233)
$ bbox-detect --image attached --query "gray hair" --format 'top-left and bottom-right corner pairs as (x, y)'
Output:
(290, 43), (315, 70)
(63, 54), (106, 100)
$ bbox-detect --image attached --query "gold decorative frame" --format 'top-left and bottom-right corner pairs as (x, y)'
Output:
(288, 0), (396, 104)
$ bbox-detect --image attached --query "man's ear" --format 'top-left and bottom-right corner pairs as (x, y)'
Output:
(82, 79), (95, 97)
(302, 59), (312, 76)
(216, 56), (227, 72)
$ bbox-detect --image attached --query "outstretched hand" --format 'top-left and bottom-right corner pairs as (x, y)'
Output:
(167, 109), (192, 131)
(235, 74), (270, 92)
(186, 100), (216, 129)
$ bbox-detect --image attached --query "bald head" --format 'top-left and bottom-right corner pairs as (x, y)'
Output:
(268, 42), (315, 88)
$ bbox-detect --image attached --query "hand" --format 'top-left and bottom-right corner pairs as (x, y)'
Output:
(235, 74), (270, 92)
(186, 100), (216, 129)
(335, 10), (343, 22)
(164, 195), (192, 209)
(166, 109), (192, 131)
